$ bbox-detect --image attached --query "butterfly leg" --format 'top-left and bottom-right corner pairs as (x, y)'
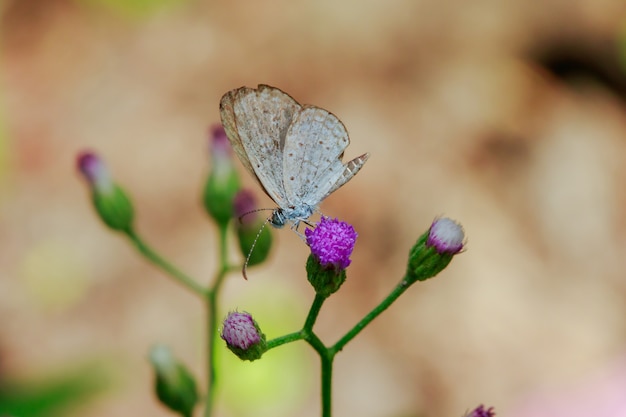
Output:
(289, 220), (309, 241)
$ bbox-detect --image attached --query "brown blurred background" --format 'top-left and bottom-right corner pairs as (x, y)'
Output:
(2, 0), (626, 416)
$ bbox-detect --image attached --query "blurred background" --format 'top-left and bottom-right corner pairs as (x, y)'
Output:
(2, 0), (626, 416)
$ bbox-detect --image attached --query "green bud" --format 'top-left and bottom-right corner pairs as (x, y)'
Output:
(92, 185), (134, 232)
(221, 311), (267, 361)
(78, 152), (134, 232)
(149, 345), (198, 416)
(305, 254), (347, 298)
(405, 218), (465, 284)
(233, 190), (273, 267)
(237, 225), (272, 267)
(203, 126), (240, 226)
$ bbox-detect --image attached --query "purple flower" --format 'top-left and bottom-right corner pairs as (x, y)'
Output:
(209, 125), (232, 164)
(305, 217), (357, 272)
(221, 312), (261, 350)
(464, 404), (495, 417)
(77, 151), (113, 193)
(233, 189), (259, 226)
(427, 217), (465, 255)
(221, 311), (267, 361)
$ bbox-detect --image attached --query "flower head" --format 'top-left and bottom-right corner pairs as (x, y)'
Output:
(221, 311), (266, 361)
(233, 189), (259, 226)
(77, 150), (134, 232)
(203, 124), (241, 226)
(209, 125), (232, 164)
(405, 217), (465, 284)
(304, 217), (357, 297)
(464, 404), (495, 417)
(305, 217), (357, 272)
(77, 151), (113, 193)
(427, 217), (465, 255)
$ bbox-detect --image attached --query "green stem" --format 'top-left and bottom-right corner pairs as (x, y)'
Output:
(204, 223), (230, 417)
(267, 331), (305, 349)
(320, 352), (334, 417)
(303, 294), (326, 331)
(332, 278), (410, 353)
(204, 288), (217, 417)
(125, 228), (206, 297)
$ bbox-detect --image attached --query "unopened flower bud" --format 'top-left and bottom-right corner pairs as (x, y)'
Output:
(463, 404), (495, 417)
(203, 125), (240, 226)
(305, 217), (357, 297)
(149, 345), (198, 416)
(77, 151), (134, 232)
(405, 217), (465, 284)
(221, 311), (267, 361)
(233, 190), (272, 267)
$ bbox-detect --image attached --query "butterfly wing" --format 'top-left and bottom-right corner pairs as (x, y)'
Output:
(219, 85), (301, 207)
(325, 151), (370, 196)
(282, 105), (369, 208)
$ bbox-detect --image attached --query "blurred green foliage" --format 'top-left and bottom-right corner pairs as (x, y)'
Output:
(0, 362), (110, 417)
(76, 0), (189, 19)
(217, 287), (312, 417)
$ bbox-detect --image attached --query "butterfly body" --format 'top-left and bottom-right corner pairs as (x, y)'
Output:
(219, 84), (369, 229)
(269, 204), (315, 228)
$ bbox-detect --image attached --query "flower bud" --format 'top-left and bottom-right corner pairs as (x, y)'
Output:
(77, 151), (134, 232)
(203, 125), (240, 227)
(149, 345), (198, 416)
(463, 404), (495, 417)
(221, 311), (267, 361)
(305, 217), (357, 297)
(405, 217), (465, 284)
(233, 190), (273, 267)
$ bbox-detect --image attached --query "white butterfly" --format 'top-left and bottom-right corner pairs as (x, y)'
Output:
(219, 84), (369, 229)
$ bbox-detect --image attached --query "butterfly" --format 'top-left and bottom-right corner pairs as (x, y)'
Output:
(219, 84), (369, 229)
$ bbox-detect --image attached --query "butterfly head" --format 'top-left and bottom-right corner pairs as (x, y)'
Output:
(269, 204), (316, 229)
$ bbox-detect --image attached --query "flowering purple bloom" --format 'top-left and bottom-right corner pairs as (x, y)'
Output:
(77, 151), (112, 193)
(233, 189), (259, 226)
(221, 312), (261, 350)
(464, 404), (495, 417)
(305, 217), (357, 271)
(210, 125), (232, 161)
(427, 217), (465, 255)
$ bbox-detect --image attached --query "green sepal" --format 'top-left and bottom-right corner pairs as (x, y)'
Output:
(226, 325), (267, 362)
(203, 166), (240, 227)
(306, 254), (347, 298)
(405, 230), (453, 284)
(149, 346), (198, 417)
(236, 223), (273, 267)
(92, 184), (134, 232)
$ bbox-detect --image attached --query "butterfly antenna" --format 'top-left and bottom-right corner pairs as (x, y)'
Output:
(238, 208), (273, 224)
(242, 216), (272, 280)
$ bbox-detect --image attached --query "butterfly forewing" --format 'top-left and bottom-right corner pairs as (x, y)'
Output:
(219, 85), (301, 206)
(283, 106), (358, 207)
